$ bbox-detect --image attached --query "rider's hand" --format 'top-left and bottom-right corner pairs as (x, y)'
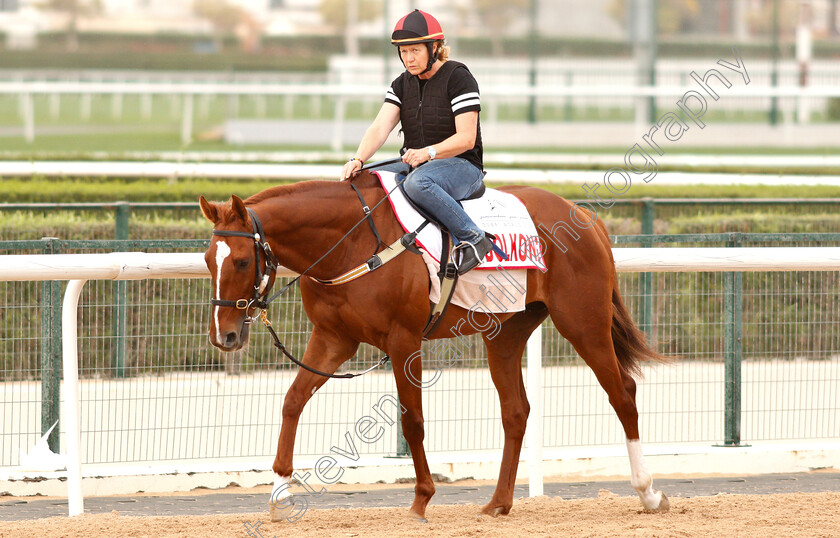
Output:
(340, 158), (363, 181)
(402, 148), (432, 168)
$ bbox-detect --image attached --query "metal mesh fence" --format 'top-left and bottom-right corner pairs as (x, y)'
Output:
(2, 236), (840, 469)
(5, 200), (840, 245)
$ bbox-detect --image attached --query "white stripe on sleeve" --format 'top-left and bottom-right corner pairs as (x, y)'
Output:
(451, 92), (480, 105)
(452, 99), (481, 112)
(385, 88), (401, 104)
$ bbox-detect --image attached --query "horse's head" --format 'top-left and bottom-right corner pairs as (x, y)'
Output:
(200, 194), (277, 352)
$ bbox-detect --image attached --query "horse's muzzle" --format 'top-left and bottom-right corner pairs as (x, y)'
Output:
(211, 321), (250, 352)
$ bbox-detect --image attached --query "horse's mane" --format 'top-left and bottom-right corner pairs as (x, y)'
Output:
(245, 172), (381, 206)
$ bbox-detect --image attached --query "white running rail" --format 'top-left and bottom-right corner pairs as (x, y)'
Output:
(1, 247), (839, 515)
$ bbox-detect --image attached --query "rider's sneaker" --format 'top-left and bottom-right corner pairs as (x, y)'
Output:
(454, 235), (493, 275)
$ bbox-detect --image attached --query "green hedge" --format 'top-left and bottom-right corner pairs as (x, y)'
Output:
(3, 178), (840, 204)
(0, 178), (288, 204)
(4, 206), (840, 242)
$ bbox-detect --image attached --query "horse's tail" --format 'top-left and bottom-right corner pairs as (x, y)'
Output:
(611, 286), (669, 377)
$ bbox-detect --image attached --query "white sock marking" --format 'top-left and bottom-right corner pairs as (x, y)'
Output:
(626, 439), (663, 510)
(272, 474), (292, 501)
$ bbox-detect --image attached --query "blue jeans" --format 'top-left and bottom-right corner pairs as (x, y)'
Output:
(384, 158), (486, 244)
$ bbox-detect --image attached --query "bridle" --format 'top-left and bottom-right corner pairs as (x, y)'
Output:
(211, 207), (279, 323)
(209, 163), (408, 379)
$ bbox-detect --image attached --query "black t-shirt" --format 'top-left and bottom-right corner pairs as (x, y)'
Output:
(385, 64), (481, 116)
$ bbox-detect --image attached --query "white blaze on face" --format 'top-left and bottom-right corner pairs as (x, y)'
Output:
(214, 240), (231, 345)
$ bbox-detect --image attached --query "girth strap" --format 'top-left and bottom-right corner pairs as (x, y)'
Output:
(421, 230), (459, 339)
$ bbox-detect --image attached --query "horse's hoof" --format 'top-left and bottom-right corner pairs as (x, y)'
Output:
(270, 502), (292, 522)
(270, 494), (304, 522)
(407, 509), (428, 523)
(481, 505), (510, 517)
(644, 492), (670, 513)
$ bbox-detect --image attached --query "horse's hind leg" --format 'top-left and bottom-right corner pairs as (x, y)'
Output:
(270, 326), (359, 522)
(481, 304), (548, 516)
(548, 307), (669, 512)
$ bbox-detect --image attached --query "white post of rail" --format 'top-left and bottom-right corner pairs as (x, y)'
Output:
(62, 279), (86, 516)
(181, 94), (194, 146)
(331, 95), (345, 152)
(526, 323), (544, 497)
(22, 92), (34, 143)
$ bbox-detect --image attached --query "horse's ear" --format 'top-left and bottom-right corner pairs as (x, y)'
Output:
(199, 195), (221, 224)
(230, 195), (249, 223)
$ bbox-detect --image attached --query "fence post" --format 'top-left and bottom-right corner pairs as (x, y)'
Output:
(395, 413), (410, 457)
(564, 71), (573, 121)
(638, 198), (655, 339)
(526, 322), (544, 497)
(181, 94), (194, 146)
(63, 279), (87, 517)
(22, 92), (35, 143)
(722, 233), (743, 446)
(112, 203), (129, 379)
(331, 95), (345, 152)
(394, 365), (410, 457)
(40, 237), (62, 453)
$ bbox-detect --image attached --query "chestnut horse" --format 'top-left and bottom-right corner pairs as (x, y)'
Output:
(199, 171), (669, 521)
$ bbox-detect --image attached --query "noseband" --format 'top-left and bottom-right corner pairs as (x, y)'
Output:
(211, 208), (279, 324)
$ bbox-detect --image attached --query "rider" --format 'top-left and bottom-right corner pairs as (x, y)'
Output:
(340, 9), (492, 274)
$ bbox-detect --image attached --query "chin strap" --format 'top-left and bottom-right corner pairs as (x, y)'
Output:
(420, 42), (436, 74)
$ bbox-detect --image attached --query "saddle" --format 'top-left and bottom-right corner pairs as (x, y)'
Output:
(395, 174), (504, 338)
(324, 167), (524, 340)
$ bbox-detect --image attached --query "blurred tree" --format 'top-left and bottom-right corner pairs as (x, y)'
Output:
(746, 0), (797, 37)
(608, 0), (700, 35)
(473, 0), (529, 56)
(193, 0), (261, 53)
(35, 0), (103, 52)
(320, 0), (382, 56)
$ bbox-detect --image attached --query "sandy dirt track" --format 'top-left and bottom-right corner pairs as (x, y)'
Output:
(2, 490), (839, 538)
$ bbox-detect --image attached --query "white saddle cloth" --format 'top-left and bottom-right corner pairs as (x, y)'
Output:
(375, 171), (547, 313)
(376, 171), (546, 271)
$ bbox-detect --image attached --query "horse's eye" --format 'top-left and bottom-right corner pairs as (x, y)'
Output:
(235, 259), (251, 270)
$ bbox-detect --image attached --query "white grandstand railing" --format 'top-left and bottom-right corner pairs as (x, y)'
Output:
(0, 162), (836, 187)
(3, 81), (840, 98)
(2, 80), (839, 145)
(1, 247), (839, 516)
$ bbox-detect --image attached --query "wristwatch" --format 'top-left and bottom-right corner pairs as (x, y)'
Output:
(427, 146), (436, 160)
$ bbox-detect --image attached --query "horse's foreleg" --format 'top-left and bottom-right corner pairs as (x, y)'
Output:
(480, 306), (547, 516)
(389, 335), (435, 521)
(270, 327), (359, 522)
